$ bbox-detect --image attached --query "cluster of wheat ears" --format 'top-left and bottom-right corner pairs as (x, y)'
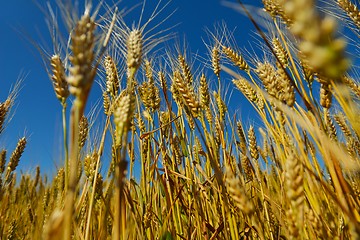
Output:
(1, 0), (360, 239)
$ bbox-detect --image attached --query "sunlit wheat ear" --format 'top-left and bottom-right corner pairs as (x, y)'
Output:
(237, 121), (247, 154)
(104, 55), (120, 98)
(158, 71), (168, 90)
(272, 37), (289, 67)
(6, 220), (17, 240)
(248, 126), (259, 160)
(55, 168), (65, 207)
(79, 115), (89, 149)
(50, 55), (69, 105)
(233, 78), (258, 103)
(126, 29), (143, 75)
(33, 165), (40, 188)
(225, 165), (255, 215)
(222, 46), (249, 72)
(337, 0), (360, 29)
(306, 207), (328, 239)
(242, 154), (254, 181)
(319, 83), (333, 109)
(138, 60), (161, 112)
(172, 70), (200, 117)
(324, 108), (337, 140)
(67, 11), (96, 105)
(285, 151), (304, 239)
(5, 137), (27, 183)
(256, 62), (279, 99)
(178, 54), (193, 84)
(276, 64), (295, 107)
(114, 92), (135, 147)
(199, 73), (210, 108)
(301, 61), (315, 86)
(84, 152), (97, 183)
(334, 112), (352, 138)
(43, 209), (64, 240)
(0, 150), (6, 175)
(212, 46), (221, 79)
(199, 73), (213, 122)
(138, 80), (161, 112)
(279, 0), (350, 80)
(213, 91), (227, 122)
(342, 76), (360, 97)
(0, 80), (19, 134)
(144, 59), (153, 83)
(102, 91), (110, 115)
(263, 0), (292, 24)
(0, 100), (10, 135)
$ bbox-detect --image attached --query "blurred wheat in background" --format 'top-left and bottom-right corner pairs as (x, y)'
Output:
(1, 0), (360, 239)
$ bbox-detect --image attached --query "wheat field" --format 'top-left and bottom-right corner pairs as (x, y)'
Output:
(1, 0), (360, 239)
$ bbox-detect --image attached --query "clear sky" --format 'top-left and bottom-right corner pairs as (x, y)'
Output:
(0, 0), (262, 176)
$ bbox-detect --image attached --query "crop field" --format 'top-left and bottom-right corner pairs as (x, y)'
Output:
(1, 0), (360, 239)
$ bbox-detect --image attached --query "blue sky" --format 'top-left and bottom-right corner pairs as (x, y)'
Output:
(0, 0), (261, 176)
